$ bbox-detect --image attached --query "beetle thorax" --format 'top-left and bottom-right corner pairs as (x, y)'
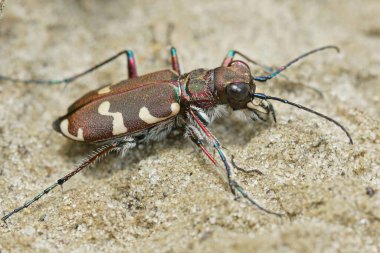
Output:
(180, 68), (217, 109)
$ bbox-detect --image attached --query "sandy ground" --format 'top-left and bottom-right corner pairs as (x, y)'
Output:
(0, 0), (379, 252)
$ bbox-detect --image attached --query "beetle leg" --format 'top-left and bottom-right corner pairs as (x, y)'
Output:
(186, 110), (282, 217)
(221, 50), (274, 74)
(126, 50), (138, 78)
(186, 126), (218, 166)
(188, 108), (234, 191)
(1, 139), (133, 222)
(0, 49), (138, 85)
(170, 47), (181, 74)
(231, 155), (263, 175)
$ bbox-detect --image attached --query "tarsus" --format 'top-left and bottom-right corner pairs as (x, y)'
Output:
(1, 142), (119, 223)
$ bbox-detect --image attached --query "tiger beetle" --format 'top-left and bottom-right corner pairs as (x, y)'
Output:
(0, 45), (353, 222)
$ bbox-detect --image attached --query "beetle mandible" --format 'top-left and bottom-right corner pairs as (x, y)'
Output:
(1, 46), (353, 222)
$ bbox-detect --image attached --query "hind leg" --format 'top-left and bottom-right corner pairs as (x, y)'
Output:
(0, 49), (139, 85)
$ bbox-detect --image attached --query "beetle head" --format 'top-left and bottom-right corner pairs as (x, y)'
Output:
(215, 60), (256, 110)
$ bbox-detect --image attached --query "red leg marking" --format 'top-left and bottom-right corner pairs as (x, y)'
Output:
(170, 47), (181, 74)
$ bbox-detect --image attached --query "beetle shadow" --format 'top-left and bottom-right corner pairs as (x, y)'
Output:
(210, 112), (274, 147)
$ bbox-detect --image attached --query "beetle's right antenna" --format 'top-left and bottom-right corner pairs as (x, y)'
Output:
(252, 45), (340, 82)
(252, 93), (353, 144)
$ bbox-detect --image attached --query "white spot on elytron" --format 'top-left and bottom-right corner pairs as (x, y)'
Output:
(98, 101), (128, 135)
(97, 85), (112, 94)
(139, 103), (180, 124)
(60, 119), (84, 141)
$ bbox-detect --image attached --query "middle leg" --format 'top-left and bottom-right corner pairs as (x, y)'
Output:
(187, 107), (282, 216)
(170, 47), (181, 74)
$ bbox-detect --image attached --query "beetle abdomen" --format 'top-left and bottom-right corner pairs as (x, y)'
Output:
(54, 82), (180, 143)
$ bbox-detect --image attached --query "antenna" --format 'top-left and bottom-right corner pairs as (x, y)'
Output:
(252, 93), (353, 144)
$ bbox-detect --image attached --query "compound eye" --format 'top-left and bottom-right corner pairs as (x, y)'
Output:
(226, 82), (250, 101)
